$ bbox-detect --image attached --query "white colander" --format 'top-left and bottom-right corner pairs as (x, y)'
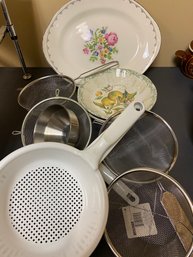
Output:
(0, 101), (144, 257)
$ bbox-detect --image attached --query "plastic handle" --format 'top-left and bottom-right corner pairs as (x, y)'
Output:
(83, 101), (145, 169)
(99, 164), (139, 206)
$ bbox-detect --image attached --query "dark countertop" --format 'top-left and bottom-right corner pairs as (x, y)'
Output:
(0, 67), (193, 256)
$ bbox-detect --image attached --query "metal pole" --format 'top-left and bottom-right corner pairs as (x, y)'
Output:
(0, 0), (31, 79)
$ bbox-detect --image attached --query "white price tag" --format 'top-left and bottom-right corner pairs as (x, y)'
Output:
(122, 202), (157, 238)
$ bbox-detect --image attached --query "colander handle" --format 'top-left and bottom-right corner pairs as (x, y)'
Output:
(99, 164), (139, 206)
(82, 101), (145, 169)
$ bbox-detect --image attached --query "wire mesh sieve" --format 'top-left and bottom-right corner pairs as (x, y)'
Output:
(105, 168), (193, 257)
(99, 110), (178, 182)
(18, 75), (76, 110)
(18, 61), (119, 111)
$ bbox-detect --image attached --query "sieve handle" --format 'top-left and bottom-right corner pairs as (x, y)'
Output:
(83, 101), (145, 169)
(99, 164), (139, 206)
(74, 60), (119, 85)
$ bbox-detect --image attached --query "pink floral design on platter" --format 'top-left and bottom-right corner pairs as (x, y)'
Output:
(105, 32), (118, 46)
(83, 27), (118, 64)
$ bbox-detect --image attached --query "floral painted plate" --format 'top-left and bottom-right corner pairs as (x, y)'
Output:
(77, 68), (157, 120)
(43, 0), (161, 78)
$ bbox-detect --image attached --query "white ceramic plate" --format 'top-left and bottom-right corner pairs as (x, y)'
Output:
(43, 0), (161, 78)
(77, 68), (157, 120)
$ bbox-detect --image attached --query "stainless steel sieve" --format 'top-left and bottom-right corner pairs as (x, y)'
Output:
(105, 167), (193, 257)
(21, 97), (92, 150)
(18, 61), (119, 110)
(18, 74), (76, 110)
(99, 110), (179, 182)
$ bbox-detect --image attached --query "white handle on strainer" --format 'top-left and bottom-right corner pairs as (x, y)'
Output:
(82, 101), (145, 170)
(99, 164), (139, 206)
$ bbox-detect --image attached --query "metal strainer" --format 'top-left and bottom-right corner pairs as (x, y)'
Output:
(21, 97), (92, 150)
(33, 104), (79, 146)
(105, 168), (193, 257)
(99, 110), (178, 182)
(18, 74), (76, 110)
(18, 61), (119, 110)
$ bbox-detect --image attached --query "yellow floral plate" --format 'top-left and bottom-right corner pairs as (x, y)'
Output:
(77, 68), (157, 121)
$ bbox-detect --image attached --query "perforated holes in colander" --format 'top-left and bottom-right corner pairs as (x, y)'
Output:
(8, 166), (83, 244)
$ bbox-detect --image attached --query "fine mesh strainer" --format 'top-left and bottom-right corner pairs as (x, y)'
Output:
(105, 168), (193, 257)
(99, 110), (178, 182)
(18, 74), (76, 110)
(18, 61), (119, 110)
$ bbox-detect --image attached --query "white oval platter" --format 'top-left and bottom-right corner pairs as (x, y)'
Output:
(43, 0), (161, 78)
